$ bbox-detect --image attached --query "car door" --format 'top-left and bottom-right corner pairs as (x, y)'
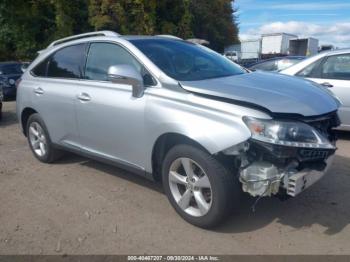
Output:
(297, 54), (350, 128)
(30, 44), (87, 148)
(76, 42), (153, 172)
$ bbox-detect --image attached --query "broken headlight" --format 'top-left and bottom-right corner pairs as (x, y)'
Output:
(243, 116), (335, 149)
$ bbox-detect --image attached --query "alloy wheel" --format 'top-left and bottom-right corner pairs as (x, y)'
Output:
(168, 157), (212, 217)
(28, 122), (47, 157)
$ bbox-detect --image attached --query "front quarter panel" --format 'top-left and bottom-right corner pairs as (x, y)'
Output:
(143, 87), (270, 172)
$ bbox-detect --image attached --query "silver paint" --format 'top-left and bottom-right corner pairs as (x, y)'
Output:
(16, 34), (339, 176)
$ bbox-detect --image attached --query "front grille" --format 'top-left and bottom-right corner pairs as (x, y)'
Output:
(298, 149), (330, 161)
(304, 112), (340, 142)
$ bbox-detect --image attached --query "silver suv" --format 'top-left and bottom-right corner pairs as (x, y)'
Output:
(17, 31), (340, 228)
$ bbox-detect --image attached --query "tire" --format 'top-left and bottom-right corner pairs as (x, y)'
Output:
(162, 144), (240, 228)
(26, 113), (63, 163)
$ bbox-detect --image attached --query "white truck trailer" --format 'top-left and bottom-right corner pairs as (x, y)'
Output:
(224, 39), (261, 64)
(261, 33), (297, 58)
(240, 39), (261, 60)
(289, 38), (319, 56)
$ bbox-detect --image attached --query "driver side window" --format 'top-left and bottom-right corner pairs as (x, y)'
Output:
(85, 42), (155, 85)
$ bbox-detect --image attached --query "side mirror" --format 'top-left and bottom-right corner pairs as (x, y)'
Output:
(107, 64), (144, 98)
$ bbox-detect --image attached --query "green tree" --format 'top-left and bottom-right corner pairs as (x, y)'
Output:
(53, 0), (91, 38)
(177, 0), (194, 39)
(0, 0), (239, 59)
(190, 0), (239, 52)
(0, 0), (56, 60)
(88, 0), (127, 33)
(123, 0), (156, 35)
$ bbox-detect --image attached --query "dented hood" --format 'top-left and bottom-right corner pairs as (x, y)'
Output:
(180, 71), (339, 117)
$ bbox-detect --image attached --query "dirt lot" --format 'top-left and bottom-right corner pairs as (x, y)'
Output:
(1, 101), (350, 255)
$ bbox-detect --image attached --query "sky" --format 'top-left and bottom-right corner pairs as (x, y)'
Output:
(235, 0), (350, 48)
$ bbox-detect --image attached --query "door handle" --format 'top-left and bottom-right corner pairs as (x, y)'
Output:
(34, 87), (44, 95)
(77, 93), (91, 102)
(321, 82), (333, 88)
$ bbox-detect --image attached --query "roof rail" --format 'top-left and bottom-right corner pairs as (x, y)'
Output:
(155, 34), (183, 40)
(48, 31), (120, 48)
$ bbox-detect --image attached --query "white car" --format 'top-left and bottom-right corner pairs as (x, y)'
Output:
(281, 49), (350, 130)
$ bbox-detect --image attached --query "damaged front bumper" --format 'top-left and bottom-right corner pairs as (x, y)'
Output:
(237, 139), (336, 198)
(284, 155), (334, 196)
(233, 112), (340, 198)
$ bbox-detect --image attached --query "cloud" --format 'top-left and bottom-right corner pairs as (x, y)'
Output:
(240, 21), (350, 47)
(275, 13), (338, 17)
(270, 3), (350, 11)
(236, 1), (350, 11)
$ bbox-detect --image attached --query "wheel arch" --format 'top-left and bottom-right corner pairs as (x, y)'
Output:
(151, 132), (213, 181)
(21, 107), (38, 136)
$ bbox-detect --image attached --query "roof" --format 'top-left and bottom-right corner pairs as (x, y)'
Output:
(319, 48), (350, 56)
(121, 35), (184, 41)
(262, 32), (297, 37)
(0, 61), (21, 65)
(45, 31), (186, 51)
(249, 56), (306, 66)
(240, 38), (261, 43)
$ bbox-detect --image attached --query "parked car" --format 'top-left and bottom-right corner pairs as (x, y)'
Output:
(0, 85), (3, 119)
(21, 62), (31, 72)
(281, 49), (350, 130)
(224, 51), (240, 62)
(248, 56), (305, 72)
(17, 31), (340, 228)
(0, 62), (23, 100)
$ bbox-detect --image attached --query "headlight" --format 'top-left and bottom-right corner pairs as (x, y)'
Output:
(243, 116), (334, 149)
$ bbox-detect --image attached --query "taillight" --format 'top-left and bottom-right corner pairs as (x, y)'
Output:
(15, 78), (22, 89)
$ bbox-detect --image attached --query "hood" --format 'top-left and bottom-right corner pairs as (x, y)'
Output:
(180, 71), (339, 117)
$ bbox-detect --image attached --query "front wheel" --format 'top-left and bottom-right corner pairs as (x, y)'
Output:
(162, 144), (240, 228)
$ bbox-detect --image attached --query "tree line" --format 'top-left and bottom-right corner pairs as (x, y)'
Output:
(0, 0), (239, 61)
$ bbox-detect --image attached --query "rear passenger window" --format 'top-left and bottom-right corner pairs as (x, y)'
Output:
(47, 44), (86, 79)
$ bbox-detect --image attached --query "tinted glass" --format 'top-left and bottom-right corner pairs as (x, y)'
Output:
(85, 43), (142, 82)
(321, 54), (350, 80)
(130, 39), (245, 81)
(296, 58), (323, 78)
(0, 64), (22, 75)
(276, 58), (302, 71)
(32, 59), (49, 77)
(249, 60), (277, 71)
(47, 44), (86, 79)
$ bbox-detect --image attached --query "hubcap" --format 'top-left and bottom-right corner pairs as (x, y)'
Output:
(169, 158), (212, 217)
(28, 122), (47, 157)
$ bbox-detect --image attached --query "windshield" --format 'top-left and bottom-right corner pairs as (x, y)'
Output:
(130, 39), (245, 81)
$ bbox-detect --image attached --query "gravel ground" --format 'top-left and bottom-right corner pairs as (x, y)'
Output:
(1, 101), (350, 255)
